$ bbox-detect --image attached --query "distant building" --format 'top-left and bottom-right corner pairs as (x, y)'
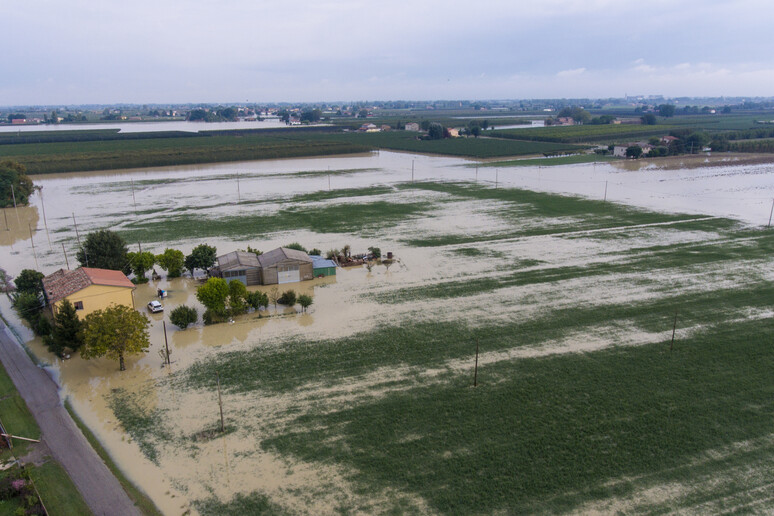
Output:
(380, 125), (392, 132)
(309, 255), (337, 277)
(358, 123), (379, 132)
(404, 122), (420, 131)
(213, 247), (314, 285)
(660, 135), (679, 145)
(42, 267), (135, 320)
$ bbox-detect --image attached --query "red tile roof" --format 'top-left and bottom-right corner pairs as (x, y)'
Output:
(42, 267), (134, 304)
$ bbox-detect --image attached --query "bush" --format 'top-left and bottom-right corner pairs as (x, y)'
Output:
(246, 291), (269, 310)
(285, 242), (307, 253)
(298, 294), (313, 312)
(170, 305), (198, 329)
(202, 309), (227, 326)
(277, 290), (297, 306)
(368, 246), (381, 259)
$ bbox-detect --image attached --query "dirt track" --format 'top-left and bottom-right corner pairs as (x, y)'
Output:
(0, 321), (142, 516)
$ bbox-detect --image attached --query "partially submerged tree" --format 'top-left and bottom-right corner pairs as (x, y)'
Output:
(298, 294), (313, 313)
(155, 248), (185, 278)
(196, 277), (229, 315)
(247, 291), (269, 311)
(185, 244), (217, 276)
(76, 230), (128, 270)
(228, 279), (248, 315)
(268, 286), (280, 308)
(0, 160), (34, 208)
(81, 305), (150, 371)
(46, 299), (83, 354)
(170, 305), (198, 329)
(127, 251), (156, 281)
(277, 290), (297, 306)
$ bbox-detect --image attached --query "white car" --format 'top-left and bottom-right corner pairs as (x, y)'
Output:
(147, 300), (164, 313)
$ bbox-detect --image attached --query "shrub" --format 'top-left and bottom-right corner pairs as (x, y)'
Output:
(277, 290), (297, 306)
(170, 305), (198, 329)
(246, 291), (269, 310)
(285, 242), (308, 253)
(298, 294), (313, 312)
(203, 309), (227, 326)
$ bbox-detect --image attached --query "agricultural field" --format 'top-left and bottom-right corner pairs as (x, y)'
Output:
(3, 152), (774, 514)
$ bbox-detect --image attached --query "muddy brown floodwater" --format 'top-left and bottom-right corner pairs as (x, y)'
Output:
(1, 150), (774, 514)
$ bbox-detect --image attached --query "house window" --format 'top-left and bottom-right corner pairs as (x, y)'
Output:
(73, 301), (84, 310)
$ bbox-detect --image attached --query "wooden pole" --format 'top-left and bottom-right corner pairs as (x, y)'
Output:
(10, 184), (17, 210)
(3, 208), (8, 231)
(1, 433), (40, 443)
(412, 160), (415, 183)
(138, 242), (142, 253)
(73, 212), (87, 266)
(604, 180), (608, 202)
(768, 199), (774, 228)
(670, 312), (677, 353)
(62, 243), (70, 269)
(29, 224), (38, 270)
(475, 165), (478, 182)
(217, 371), (225, 432)
(473, 341), (479, 387)
(163, 321), (170, 365)
(131, 179), (137, 215)
(236, 172), (241, 203)
(495, 169), (498, 188)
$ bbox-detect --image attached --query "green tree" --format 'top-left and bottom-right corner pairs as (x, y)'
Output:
(278, 290), (297, 306)
(658, 104), (676, 117)
(368, 246), (381, 259)
(155, 248), (185, 278)
(185, 244), (217, 275)
(81, 305), (150, 371)
(298, 294), (313, 313)
(127, 251), (155, 280)
(358, 109), (369, 118)
(0, 160), (34, 208)
(428, 122), (444, 140)
(626, 145), (643, 159)
(285, 242), (308, 253)
(246, 291), (269, 311)
(196, 277), (229, 315)
(14, 269), (44, 296)
(300, 109), (322, 122)
(76, 230), (128, 270)
(47, 299), (84, 354)
(11, 291), (45, 334)
(228, 280), (248, 315)
(169, 305), (198, 329)
(641, 113), (657, 125)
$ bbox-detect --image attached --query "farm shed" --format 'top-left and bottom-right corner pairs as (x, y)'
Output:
(213, 251), (262, 285)
(258, 247), (314, 285)
(42, 267), (135, 320)
(310, 255), (337, 277)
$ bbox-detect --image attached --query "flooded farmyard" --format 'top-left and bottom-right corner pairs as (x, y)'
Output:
(3, 150), (774, 514)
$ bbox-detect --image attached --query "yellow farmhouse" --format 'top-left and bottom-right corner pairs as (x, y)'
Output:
(42, 267), (136, 319)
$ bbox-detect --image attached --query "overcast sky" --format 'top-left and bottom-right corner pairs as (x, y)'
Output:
(2, 0), (773, 105)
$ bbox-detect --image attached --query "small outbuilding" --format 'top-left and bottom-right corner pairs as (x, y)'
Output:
(309, 255), (337, 277)
(213, 251), (262, 285)
(258, 248), (314, 285)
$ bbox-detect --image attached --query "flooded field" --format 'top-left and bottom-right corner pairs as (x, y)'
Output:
(3, 151), (774, 514)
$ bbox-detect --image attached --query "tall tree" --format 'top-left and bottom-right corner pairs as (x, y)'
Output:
(127, 251), (156, 280)
(14, 269), (44, 296)
(185, 244), (217, 275)
(196, 277), (229, 315)
(155, 248), (185, 278)
(76, 230), (128, 270)
(81, 305), (150, 371)
(47, 299), (84, 354)
(0, 160), (34, 208)
(228, 279), (248, 315)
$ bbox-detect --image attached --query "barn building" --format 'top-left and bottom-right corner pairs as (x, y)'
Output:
(214, 251), (263, 285)
(258, 248), (314, 285)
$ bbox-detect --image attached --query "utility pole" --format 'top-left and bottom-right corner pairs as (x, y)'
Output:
(473, 341), (479, 387)
(670, 312), (678, 353)
(236, 172), (241, 203)
(217, 371), (225, 432)
(3, 209), (8, 231)
(604, 181), (608, 202)
(768, 199), (774, 227)
(163, 321), (171, 366)
(495, 169), (499, 188)
(411, 160), (415, 183)
(131, 179), (137, 215)
(475, 165), (478, 182)
(29, 224), (38, 270)
(62, 243), (70, 269)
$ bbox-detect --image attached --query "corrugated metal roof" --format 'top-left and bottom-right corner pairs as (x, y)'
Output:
(258, 247), (313, 267)
(216, 251), (261, 271)
(309, 255), (337, 269)
(42, 267), (134, 304)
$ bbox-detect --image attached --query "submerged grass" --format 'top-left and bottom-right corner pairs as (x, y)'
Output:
(261, 317), (774, 514)
(477, 153), (617, 167)
(106, 387), (169, 465)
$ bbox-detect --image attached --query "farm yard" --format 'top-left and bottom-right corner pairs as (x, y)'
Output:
(2, 150), (774, 514)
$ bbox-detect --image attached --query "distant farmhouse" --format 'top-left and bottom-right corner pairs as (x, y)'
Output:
(42, 267), (135, 319)
(404, 122), (420, 131)
(213, 247), (316, 285)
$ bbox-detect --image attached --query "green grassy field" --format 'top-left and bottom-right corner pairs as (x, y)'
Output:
(92, 177), (774, 514)
(489, 124), (677, 143)
(0, 362), (93, 515)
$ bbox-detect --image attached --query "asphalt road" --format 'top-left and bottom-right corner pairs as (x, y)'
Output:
(0, 321), (142, 516)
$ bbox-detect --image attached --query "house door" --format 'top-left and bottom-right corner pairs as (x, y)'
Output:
(278, 265), (300, 284)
